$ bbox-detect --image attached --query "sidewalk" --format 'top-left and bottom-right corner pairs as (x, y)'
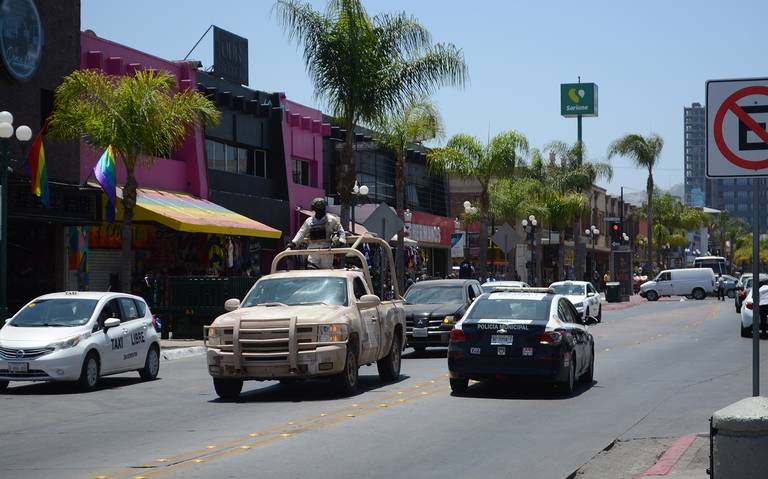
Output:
(601, 293), (645, 312)
(571, 433), (710, 478)
(159, 338), (205, 361)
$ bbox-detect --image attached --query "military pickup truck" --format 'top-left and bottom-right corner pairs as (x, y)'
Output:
(204, 234), (405, 400)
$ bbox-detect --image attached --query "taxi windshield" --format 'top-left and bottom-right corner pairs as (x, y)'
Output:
(551, 284), (585, 296)
(11, 299), (98, 327)
(404, 286), (464, 304)
(467, 298), (550, 321)
(242, 277), (348, 307)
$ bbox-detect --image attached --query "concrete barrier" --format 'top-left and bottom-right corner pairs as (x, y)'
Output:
(711, 396), (768, 478)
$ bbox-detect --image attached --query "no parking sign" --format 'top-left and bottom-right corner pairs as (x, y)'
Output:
(707, 78), (768, 177)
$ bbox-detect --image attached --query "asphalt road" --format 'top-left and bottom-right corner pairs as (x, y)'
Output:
(2, 298), (767, 479)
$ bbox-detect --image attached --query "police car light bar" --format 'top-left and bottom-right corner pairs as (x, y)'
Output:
(489, 286), (555, 294)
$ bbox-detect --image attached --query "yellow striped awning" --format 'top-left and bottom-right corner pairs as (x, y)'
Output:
(112, 186), (282, 239)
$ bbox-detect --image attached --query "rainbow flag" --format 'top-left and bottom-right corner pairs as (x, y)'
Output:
(27, 123), (50, 208)
(94, 146), (117, 222)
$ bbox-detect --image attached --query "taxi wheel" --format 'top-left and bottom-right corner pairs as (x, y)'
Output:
(139, 345), (160, 381)
(332, 349), (359, 396)
(0, 380), (8, 392)
(213, 378), (243, 401)
(377, 332), (401, 382)
(78, 352), (100, 392)
(450, 377), (469, 395)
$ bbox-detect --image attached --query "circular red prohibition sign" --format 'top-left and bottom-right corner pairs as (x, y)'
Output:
(714, 85), (768, 170)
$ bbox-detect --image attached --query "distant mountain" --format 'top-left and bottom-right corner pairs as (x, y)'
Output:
(622, 183), (684, 207)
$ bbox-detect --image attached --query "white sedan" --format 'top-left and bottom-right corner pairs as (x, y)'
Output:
(739, 290), (767, 338)
(549, 281), (602, 323)
(0, 291), (160, 391)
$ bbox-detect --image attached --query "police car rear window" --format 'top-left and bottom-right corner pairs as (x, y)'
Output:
(467, 298), (550, 321)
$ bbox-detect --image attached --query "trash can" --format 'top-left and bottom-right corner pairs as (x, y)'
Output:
(605, 282), (621, 303)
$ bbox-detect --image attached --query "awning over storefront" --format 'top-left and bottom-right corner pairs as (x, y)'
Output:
(113, 186), (282, 239)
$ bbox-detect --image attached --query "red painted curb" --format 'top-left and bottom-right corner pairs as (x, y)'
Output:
(641, 433), (699, 476)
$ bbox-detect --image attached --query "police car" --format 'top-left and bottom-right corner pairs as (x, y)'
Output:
(549, 280), (602, 323)
(0, 292), (160, 392)
(447, 287), (596, 396)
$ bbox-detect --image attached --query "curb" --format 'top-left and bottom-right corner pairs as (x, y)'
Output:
(161, 346), (206, 361)
(641, 433), (700, 476)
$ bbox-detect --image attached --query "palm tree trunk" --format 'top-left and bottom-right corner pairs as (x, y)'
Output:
(646, 171), (654, 264)
(338, 121), (355, 229)
(478, 186), (489, 280)
(121, 162), (138, 293)
(395, 150), (405, 291)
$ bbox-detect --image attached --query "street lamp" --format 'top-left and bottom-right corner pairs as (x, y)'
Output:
(350, 180), (368, 234)
(522, 215), (538, 285)
(584, 225), (600, 276)
(0, 111), (32, 319)
(461, 201), (478, 260)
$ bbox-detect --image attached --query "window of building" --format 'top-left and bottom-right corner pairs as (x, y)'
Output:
(206, 139), (267, 178)
(293, 158), (311, 186)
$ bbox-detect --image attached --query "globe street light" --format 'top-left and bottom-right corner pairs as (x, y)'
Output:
(461, 201), (478, 260)
(585, 225), (600, 277)
(522, 215), (538, 285)
(350, 180), (368, 234)
(0, 110), (32, 319)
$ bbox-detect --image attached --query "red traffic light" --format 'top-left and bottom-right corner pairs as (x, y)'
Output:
(612, 224), (619, 231)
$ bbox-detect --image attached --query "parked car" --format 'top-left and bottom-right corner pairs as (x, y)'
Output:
(739, 288), (768, 337)
(447, 287), (596, 396)
(735, 274), (768, 313)
(481, 280), (529, 294)
(549, 281), (602, 323)
(639, 268), (716, 301)
(0, 292), (161, 392)
(403, 279), (482, 352)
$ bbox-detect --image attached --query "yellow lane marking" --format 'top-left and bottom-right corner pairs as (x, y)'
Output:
(97, 375), (449, 479)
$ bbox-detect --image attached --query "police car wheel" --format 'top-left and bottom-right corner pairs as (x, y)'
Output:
(78, 352), (100, 392)
(558, 358), (576, 396)
(0, 380), (8, 392)
(213, 378), (243, 400)
(139, 345), (160, 381)
(596, 306), (602, 323)
(583, 349), (595, 384)
(450, 377), (469, 394)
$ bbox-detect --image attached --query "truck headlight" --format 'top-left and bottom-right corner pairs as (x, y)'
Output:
(208, 327), (223, 347)
(48, 333), (89, 350)
(318, 323), (349, 343)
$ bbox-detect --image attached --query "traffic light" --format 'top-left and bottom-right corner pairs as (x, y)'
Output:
(609, 221), (621, 247)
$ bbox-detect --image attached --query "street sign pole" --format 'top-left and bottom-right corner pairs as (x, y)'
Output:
(752, 178), (760, 396)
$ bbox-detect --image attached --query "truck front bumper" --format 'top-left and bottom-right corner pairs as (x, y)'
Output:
(206, 344), (347, 380)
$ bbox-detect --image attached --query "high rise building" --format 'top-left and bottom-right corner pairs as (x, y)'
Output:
(684, 103), (707, 207)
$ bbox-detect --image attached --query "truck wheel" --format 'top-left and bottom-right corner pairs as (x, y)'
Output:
(693, 288), (706, 300)
(332, 349), (359, 396)
(646, 290), (659, 302)
(213, 378), (243, 401)
(449, 377), (468, 394)
(377, 332), (401, 382)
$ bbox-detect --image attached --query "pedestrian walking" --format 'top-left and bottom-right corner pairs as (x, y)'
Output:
(602, 271), (610, 292)
(716, 274), (725, 301)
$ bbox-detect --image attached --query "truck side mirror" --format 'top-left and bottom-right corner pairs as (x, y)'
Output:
(357, 294), (380, 310)
(224, 298), (241, 312)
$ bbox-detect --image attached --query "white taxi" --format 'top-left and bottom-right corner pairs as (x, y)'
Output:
(549, 281), (602, 323)
(0, 292), (160, 391)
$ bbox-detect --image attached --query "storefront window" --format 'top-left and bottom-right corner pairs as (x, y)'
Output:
(205, 138), (267, 178)
(225, 144), (237, 173)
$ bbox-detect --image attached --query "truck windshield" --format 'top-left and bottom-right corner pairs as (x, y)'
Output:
(11, 299), (98, 327)
(404, 286), (464, 304)
(242, 277), (348, 307)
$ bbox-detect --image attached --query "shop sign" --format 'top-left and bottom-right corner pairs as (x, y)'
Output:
(560, 82), (598, 118)
(409, 223), (441, 244)
(213, 26), (248, 86)
(89, 224), (156, 249)
(0, 0), (43, 82)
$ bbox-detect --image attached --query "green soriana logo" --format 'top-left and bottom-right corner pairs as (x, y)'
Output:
(561, 83), (598, 117)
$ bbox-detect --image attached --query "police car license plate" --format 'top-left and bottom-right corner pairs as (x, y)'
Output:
(491, 335), (513, 346)
(413, 328), (428, 338)
(8, 362), (28, 373)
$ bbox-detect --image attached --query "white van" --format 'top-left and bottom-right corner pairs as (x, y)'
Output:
(639, 268), (716, 301)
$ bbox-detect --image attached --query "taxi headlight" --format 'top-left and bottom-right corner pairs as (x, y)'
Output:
(48, 333), (89, 350)
(318, 323), (349, 343)
(208, 327), (223, 347)
(443, 315), (456, 325)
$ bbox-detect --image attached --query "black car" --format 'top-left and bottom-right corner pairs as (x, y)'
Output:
(447, 288), (596, 396)
(403, 279), (482, 352)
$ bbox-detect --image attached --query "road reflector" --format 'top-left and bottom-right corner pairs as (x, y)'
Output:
(240, 445), (251, 450)
(249, 433), (259, 437)
(346, 414), (356, 417)
(193, 459), (204, 464)
(319, 413), (328, 417)
(378, 403), (388, 408)
(155, 458), (168, 463)
(280, 433), (291, 438)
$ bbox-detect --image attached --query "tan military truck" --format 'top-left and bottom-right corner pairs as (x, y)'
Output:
(204, 234), (405, 400)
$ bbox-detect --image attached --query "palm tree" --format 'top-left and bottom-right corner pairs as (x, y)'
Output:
(374, 97), (442, 288)
(274, 0), (468, 226)
(428, 131), (529, 279)
(48, 69), (220, 292)
(607, 133), (664, 263)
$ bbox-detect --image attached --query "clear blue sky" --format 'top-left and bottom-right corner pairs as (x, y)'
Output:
(82, 0), (768, 197)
